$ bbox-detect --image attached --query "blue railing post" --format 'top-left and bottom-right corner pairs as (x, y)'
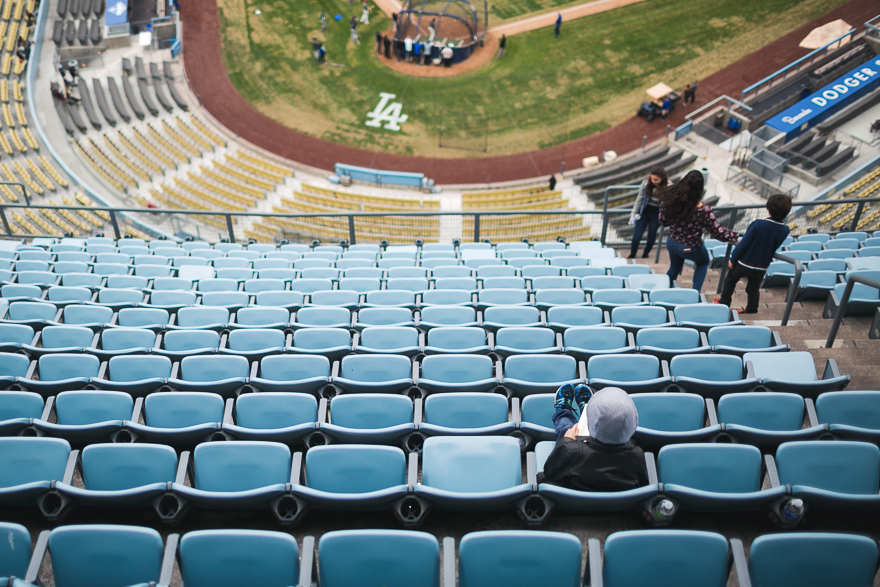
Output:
(825, 275), (880, 347)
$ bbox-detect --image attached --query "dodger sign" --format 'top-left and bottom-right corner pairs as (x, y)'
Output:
(765, 55), (880, 135)
(366, 93), (408, 131)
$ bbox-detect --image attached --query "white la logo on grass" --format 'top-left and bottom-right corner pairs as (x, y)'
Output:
(366, 93), (408, 131)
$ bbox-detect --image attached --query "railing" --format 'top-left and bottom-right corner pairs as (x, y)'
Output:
(866, 15), (880, 41)
(685, 95), (753, 122)
(825, 274), (880, 348)
(2, 196), (879, 246)
(740, 28), (856, 101)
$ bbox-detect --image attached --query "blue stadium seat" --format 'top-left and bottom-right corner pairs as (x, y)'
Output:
(0, 323), (32, 352)
(475, 265), (516, 278)
(230, 306), (290, 329)
(254, 290), (305, 309)
(222, 392), (318, 445)
(610, 306), (671, 334)
(717, 392), (823, 449)
(257, 269), (297, 282)
(123, 391), (226, 447)
(134, 264), (172, 278)
(93, 287), (146, 310)
(58, 304), (114, 330)
(567, 266), (612, 279)
(744, 532), (879, 587)
(310, 290), (361, 309)
(115, 307), (170, 330)
(825, 238), (860, 250)
(789, 241), (823, 252)
(550, 257), (590, 269)
(482, 306), (543, 331)
(707, 325), (788, 355)
(244, 278), (284, 293)
(793, 270), (838, 301)
(252, 259), (289, 270)
(92, 355), (172, 396)
(417, 354), (498, 394)
(817, 248), (855, 260)
(493, 327), (560, 357)
(59, 273), (102, 289)
(419, 393), (514, 438)
(776, 440), (880, 511)
(825, 280), (880, 317)
(563, 326), (634, 361)
(222, 328), (287, 361)
(533, 288), (588, 310)
(503, 354), (582, 397)
(41, 525), (165, 586)
(611, 265), (651, 278)
(292, 306), (352, 329)
(546, 306), (605, 332)
(299, 267), (342, 280)
(197, 278), (239, 294)
(530, 276), (576, 292)
(340, 266), (383, 278)
(581, 275), (625, 293)
(649, 288), (701, 308)
(172, 441), (293, 521)
(21, 325), (95, 356)
(154, 329), (221, 359)
(46, 286), (93, 305)
(200, 291), (250, 310)
(385, 277), (428, 292)
(657, 444), (785, 516)
(17, 271), (59, 287)
(420, 289), (473, 306)
(412, 436), (534, 520)
(520, 265), (561, 279)
(673, 303), (741, 332)
(314, 530), (439, 587)
(362, 290), (417, 309)
(418, 305), (479, 329)
(797, 233), (831, 244)
(519, 394), (555, 442)
(669, 354), (758, 398)
(168, 355), (249, 396)
(319, 394), (414, 445)
(19, 353), (99, 395)
(0, 285), (39, 302)
(587, 354), (670, 393)
(630, 393), (720, 451)
(0, 521), (31, 582)
(251, 355), (332, 396)
(815, 390), (880, 443)
(477, 288), (530, 310)
(0, 390), (43, 435)
(457, 530), (583, 587)
(178, 529), (301, 587)
(354, 307), (416, 329)
(0, 437), (73, 517)
(2, 302), (59, 329)
(288, 328), (351, 361)
(434, 277), (477, 292)
(424, 327), (490, 354)
(744, 351), (850, 398)
(591, 288), (647, 312)
(54, 443), (178, 513)
(151, 277), (193, 291)
(636, 327), (707, 361)
(598, 530), (730, 586)
(356, 326), (421, 357)
(33, 390), (133, 443)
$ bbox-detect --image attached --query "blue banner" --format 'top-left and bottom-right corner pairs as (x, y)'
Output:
(105, 0), (129, 26)
(765, 54), (880, 139)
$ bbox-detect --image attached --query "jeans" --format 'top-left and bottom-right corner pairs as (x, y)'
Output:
(666, 236), (711, 292)
(552, 409), (578, 442)
(718, 262), (765, 312)
(630, 205), (660, 257)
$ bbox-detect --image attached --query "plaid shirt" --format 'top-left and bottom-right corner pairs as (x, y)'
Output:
(660, 204), (738, 248)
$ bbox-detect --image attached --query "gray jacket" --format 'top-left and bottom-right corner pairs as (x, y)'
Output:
(630, 179), (658, 217)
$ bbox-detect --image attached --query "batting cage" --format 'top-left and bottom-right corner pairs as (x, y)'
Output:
(395, 0), (488, 63)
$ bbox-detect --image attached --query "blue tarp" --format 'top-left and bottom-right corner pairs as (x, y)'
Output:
(766, 54), (880, 140)
(105, 0), (129, 26)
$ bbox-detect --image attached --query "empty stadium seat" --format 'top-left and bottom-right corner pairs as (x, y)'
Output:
(231, 307), (290, 329)
(636, 327), (707, 361)
(0, 437), (73, 518)
(59, 304), (114, 329)
(482, 306), (542, 331)
(0, 521), (31, 581)
(503, 354), (582, 397)
(154, 329), (221, 359)
(815, 390), (880, 442)
(533, 288), (588, 310)
(420, 289), (473, 306)
(354, 308), (415, 329)
(673, 304), (741, 332)
(417, 354), (498, 395)
(669, 355), (758, 398)
(630, 393), (720, 451)
(19, 353), (99, 395)
(92, 355), (172, 396)
(546, 306), (605, 332)
(222, 328), (287, 361)
(123, 391), (226, 446)
(255, 290), (305, 309)
(115, 307), (170, 330)
(418, 306), (479, 329)
(587, 354), (670, 393)
(33, 390), (133, 444)
(334, 354), (414, 395)
(493, 327), (560, 357)
(477, 288), (530, 310)
(563, 326), (634, 361)
(362, 290), (417, 309)
(744, 351), (850, 398)
(418, 393), (514, 438)
(610, 306), (671, 334)
(423, 327), (490, 354)
(251, 355), (332, 395)
(178, 529), (301, 587)
(169, 355), (250, 396)
(222, 392), (318, 445)
(22, 325), (95, 356)
(356, 326), (421, 357)
(707, 325), (788, 355)
(319, 393), (414, 445)
(292, 307), (352, 329)
(649, 288), (701, 308)
(3, 302), (59, 329)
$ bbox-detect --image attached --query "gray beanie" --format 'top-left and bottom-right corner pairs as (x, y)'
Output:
(582, 387), (638, 445)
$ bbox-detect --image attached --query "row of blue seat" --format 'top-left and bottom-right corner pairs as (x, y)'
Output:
(5, 523), (875, 587)
(3, 387), (875, 452)
(1, 347), (841, 399)
(2, 433), (878, 528)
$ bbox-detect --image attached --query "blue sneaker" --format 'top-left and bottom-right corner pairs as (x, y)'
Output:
(574, 384), (593, 415)
(554, 383), (576, 412)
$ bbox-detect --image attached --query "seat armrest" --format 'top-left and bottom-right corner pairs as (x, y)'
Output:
(297, 536), (316, 587)
(771, 330), (783, 347)
(131, 397), (144, 423)
(804, 398), (819, 428)
(626, 332), (635, 347)
(661, 360), (670, 378)
(24, 530), (50, 584)
(290, 451), (303, 485)
(579, 361), (587, 382)
(63, 450), (79, 484)
(822, 358), (842, 381)
(731, 309), (740, 321)
(331, 360), (339, 379)
(219, 332), (228, 349)
(407, 452), (419, 489)
(175, 451), (190, 485)
(25, 359), (36, 380)
(667, 310), (675, 323)
(487, 330), (495, 349)
(645, 452), (658, 485)
(418, 330), (425, 352)
(412, 360), (419, 383)
(699, 331), (709, 348)
(745, 360), (756, 380)
(160, 533), (179, 587)
(729, 538), (752, 587)
(40, 395), (55, 422)
(413, 398), (423, 427)
(97, 360), (108, 380)
(705, 398), (718, 426)
(764, 454), (780, 488)
(585, 538), (603, 587)
(351, 332), (360, 348)
(170, 361), (180, 380)
(317, 398), (328, 425)
(249, 361), (259, 379)
(154, 333), (163, 350)
(603, 311), (611, 324)
(285, 332), (293, 347)
(556, 331), (564, 348)
(495, 359), (503, 381)
(511, 397), (521, 426)
(223, 398), (234, 424)
(89, 332), (100, 348)
(110, 311), (119, 326)
(526, 451), (537, 486)
(167, 313), (177, 327)
(442, 537), (456, 587)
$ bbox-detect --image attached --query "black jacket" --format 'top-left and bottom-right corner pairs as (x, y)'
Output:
(537, 438), (649, 492)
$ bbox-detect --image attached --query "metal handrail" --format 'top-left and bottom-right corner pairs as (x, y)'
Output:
(740, 28), (856, 100)
(685, 95), (753, 121)
(600, 184), (640, 245)
(825, 274), (880, 348)
(776, 253), (803, 326)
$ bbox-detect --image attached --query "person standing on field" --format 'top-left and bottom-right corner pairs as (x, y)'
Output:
(496, 34), (506, 58)
(350, 17), (360, 44)
(555, 13), (562, 38)
(360, 0), (370, 24)
(320, 11), (326, 33)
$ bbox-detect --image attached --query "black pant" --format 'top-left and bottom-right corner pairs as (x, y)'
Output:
(630, 205), (660, 257)
(718, 262), (765, 312)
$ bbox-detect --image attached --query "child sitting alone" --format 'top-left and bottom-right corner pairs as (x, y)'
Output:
(717, 193), (793, 314)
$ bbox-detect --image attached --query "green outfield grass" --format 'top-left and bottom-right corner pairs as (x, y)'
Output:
(218, 0), (846, 158)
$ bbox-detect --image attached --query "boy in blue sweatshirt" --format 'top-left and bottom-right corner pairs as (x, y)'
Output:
(717, 193), (792, 314)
